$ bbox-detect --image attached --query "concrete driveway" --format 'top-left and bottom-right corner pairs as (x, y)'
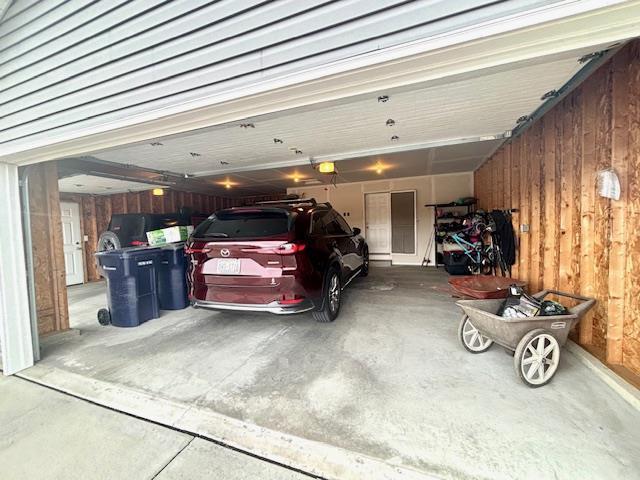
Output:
(0, 375), (309, 480)
(22, 266), (640, 480)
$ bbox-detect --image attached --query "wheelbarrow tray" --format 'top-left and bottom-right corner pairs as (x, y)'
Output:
(448, 275), (526, 299)
(456, 290), (595, 351)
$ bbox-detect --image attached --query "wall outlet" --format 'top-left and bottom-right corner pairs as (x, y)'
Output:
(83, 235), (89, 241)
(520, 224), (530, 233)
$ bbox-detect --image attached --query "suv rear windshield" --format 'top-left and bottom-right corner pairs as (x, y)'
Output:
(193, 209), (293, 239)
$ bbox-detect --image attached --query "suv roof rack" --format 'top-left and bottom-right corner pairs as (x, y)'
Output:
(256, 198), (317, 207)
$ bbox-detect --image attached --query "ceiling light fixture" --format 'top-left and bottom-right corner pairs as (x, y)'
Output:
(240, 123), (255, 129)
(220, 161), (229, 165)
(540, 90), (559, 101)
(390, 135), (399, 141)
(294, 149), (303, 155)
(386, 119), (396, 126)
(189, 152), (201, 157)
(150, 141), (163, 146)
(289, 172), (304, 183)
(369, 161), (390, 175)
(217, 179), (237, 189)
(516, 115), (530, 124)
(318, 161), (335, 174)
(377, 95), (389, 103)
(273, 138), (283, 144)
(152, 188), (165, 196)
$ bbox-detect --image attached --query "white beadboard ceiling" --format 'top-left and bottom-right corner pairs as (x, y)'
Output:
(199, 139), (502, 197)
(71, 49), (589, 195)
(58, 174), (164, 195)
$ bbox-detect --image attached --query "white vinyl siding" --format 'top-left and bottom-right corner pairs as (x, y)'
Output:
(0, 0), (558, 147)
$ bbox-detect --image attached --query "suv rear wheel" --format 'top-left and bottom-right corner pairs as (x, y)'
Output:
(313, 268), (341, 323)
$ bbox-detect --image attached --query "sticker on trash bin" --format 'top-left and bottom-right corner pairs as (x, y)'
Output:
(137, 260), (153, 266)
(551, 322), (566, 329)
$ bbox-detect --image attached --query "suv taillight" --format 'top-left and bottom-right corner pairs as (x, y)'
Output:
(243, 243), (306, 255)
(276, 242), (306, 255)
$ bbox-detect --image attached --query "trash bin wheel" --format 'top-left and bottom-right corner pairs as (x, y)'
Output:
(97, 308), (111, 326)
(458, 315), (493, 353)
(514, 329), (560, 388)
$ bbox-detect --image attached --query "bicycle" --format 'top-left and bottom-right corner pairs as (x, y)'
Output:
(446, 226), (493, 275)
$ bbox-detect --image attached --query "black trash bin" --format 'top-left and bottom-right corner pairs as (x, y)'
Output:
(95, 247), (162, 327)
(157, 242), (189, 310)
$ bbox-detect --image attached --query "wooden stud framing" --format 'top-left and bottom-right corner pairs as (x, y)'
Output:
(474, 40), (640, 383)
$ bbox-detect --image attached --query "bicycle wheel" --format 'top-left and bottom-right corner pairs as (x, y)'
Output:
(479, 250), (493, 275)
(477, 246), (494, 275)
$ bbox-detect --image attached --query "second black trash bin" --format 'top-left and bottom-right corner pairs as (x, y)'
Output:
(157, 242), (189, 310)
(96, 247), (162, 327)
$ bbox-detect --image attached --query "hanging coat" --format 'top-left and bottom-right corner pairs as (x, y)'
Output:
(490, 211), (516, 266)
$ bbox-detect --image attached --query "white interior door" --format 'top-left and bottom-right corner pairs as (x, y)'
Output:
(365, 192), (391, 254)
(60, 202), (84, 286)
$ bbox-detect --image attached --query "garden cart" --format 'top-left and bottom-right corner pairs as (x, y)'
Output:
(456, 290), (595, 387)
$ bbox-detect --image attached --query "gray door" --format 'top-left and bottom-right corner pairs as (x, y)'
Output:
(391, 192), (416, 254)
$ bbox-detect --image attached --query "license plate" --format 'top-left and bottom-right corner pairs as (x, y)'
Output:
(216, 258), (241, 275)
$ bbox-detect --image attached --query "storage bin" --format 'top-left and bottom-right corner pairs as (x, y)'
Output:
(96, 247), (162, 327)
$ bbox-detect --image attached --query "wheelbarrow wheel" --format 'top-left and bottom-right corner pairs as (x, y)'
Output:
(514, 329), (560, 388)
(458, 316), (493, 353)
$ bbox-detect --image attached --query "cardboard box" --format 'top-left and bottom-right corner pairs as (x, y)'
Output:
(146, 225), (194, 246)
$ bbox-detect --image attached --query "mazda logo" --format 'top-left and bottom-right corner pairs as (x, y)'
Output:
(220, 248), (230, 257)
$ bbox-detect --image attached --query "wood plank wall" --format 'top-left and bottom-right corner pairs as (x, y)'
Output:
(233, 194), (289, 206)
(27, 162), (69, 335)
(58, 190), (286, 283)
(474, 41), (640, 385)
(59, 189), (236, 283)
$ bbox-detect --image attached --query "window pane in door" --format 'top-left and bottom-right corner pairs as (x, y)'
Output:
(391, 192), (415, 254)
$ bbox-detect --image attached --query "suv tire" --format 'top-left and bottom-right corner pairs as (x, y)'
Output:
(313, 268), (341, 323)
(360, 247), (369, 277)
(97, 231), (121, 252)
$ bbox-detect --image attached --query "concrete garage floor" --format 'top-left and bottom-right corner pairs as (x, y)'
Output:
(28, 266), (640, 480)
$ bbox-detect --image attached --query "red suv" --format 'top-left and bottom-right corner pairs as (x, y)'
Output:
(186, 199), (369, 322)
